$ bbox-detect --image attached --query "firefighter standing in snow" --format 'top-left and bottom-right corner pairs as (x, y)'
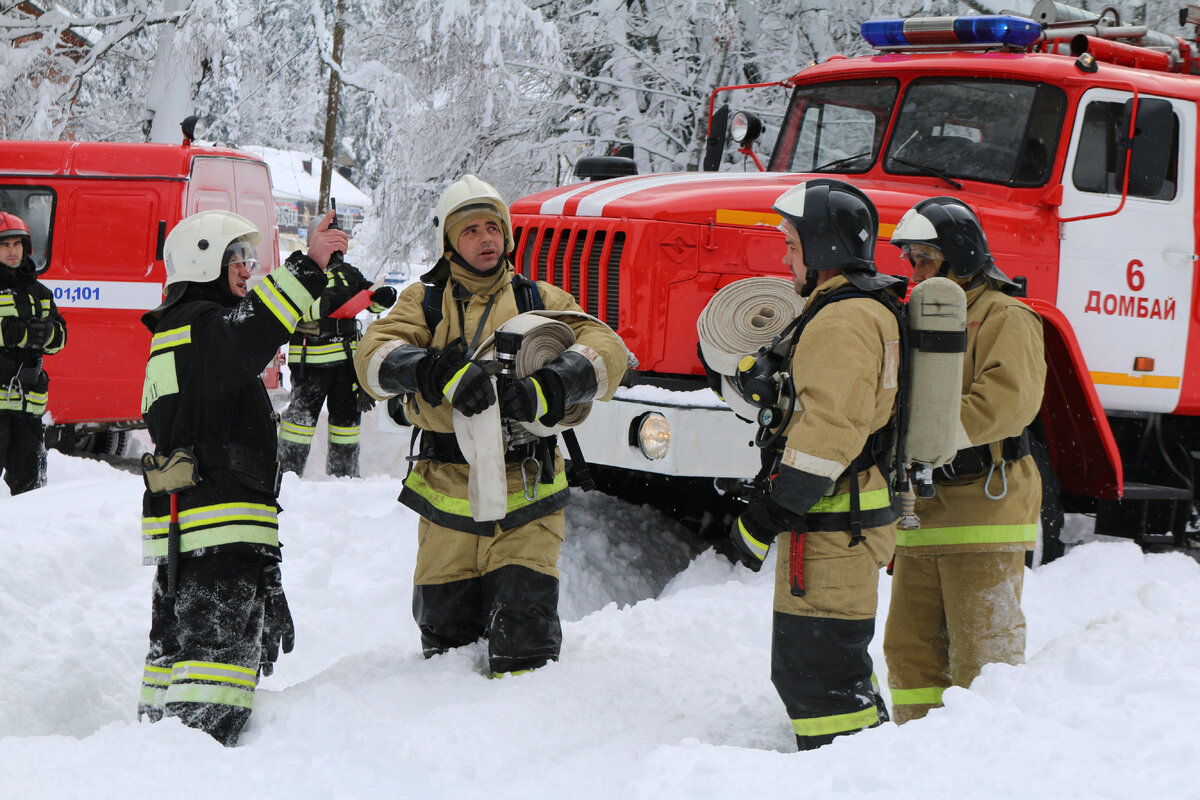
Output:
(137, 209), (343, 745)
(726, 179), (903, 750)
(278, 260), (397, 478)
(883, 197), (1045, 724)
(0, 212), (66, 495)
(354, 175), (628, 676)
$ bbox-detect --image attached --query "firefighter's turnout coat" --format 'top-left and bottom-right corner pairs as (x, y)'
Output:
(0, 257), (66, 493)
(754, 274), (900, 750)
(356, 256), (627, 673)
(137, 254), (325, 744)
(279, 262), (391, 477)
(885, 277), (1046, 723)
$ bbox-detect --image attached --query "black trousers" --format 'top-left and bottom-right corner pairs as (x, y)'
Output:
(279, 362), (362, 477)
(0, 410), (45, 495)
(139, 552), (267, 747)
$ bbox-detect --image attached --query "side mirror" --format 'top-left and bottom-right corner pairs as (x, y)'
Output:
(1118, 98), (1173, 197)
(702, 104), (730, 172)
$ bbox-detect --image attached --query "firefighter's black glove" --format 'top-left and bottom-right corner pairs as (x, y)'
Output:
(318, 284), (360, 319)
(356, 388), (377, 413)
(729, 494), (798, 572)
(499, 369), (565, 425)
(696, 341), (723, 399)
(23, 317), (52, 349)
(416, 345), (496, 416)
(260, 563), (295, 677)
(729, 511), (777, 572)
(337, 262), (367, 284)
(1, 317), (26, 347)
(370, 286), (398, 309)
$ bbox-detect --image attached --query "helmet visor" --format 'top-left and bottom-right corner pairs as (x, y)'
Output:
(225, 240), (263, 274)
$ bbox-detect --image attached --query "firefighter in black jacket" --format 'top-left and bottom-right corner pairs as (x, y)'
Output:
(0, 211), (66, 495)
(137, 208), (343, 746)
(278, 261), (397, 477)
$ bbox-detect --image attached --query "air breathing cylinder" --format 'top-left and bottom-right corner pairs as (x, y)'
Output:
(903, 276), (967, 493)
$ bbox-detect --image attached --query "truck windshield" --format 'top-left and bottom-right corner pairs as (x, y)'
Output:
(770, 79), (899, 174)
(884, 78), (1066, 187)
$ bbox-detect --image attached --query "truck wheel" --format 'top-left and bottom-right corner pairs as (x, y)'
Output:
(73, 430), (131, 458)
(1029, 437), (1065, 567)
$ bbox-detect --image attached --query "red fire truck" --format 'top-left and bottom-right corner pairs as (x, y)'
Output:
(508, 3), (1200, 558)
(0, 131), (281, 455)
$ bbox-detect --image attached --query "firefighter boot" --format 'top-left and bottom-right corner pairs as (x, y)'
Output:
(277, 440), (311, 477)
(326, 441), (360, 478)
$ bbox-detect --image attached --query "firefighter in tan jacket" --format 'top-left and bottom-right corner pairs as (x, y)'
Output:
(884, 197), (1046, 724)
(727, 179), (905, 750)
(354, 175), (628, 676)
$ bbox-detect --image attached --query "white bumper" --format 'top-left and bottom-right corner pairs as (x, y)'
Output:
(376, 386), (764, 481)
(571, 386), (761, 480)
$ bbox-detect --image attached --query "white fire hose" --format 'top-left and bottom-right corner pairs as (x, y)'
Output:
(696, 277), (807, 421)
(454, 310), (609, 521)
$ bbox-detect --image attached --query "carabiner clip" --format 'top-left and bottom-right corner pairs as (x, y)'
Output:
(521, 456), (541, 502)
(983, 460), (1008, 500)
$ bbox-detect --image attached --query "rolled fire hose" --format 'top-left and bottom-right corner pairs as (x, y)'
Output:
(454, 311), (605, 522)
(696, 277), (806, 420)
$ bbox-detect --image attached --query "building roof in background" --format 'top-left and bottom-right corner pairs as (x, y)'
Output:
(242, 145), (371, 208)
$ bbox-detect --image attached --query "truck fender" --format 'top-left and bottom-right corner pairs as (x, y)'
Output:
(1023, 297), (1123, 500)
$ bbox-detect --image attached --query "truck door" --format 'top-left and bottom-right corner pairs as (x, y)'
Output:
(1056, 89), (1195, 414)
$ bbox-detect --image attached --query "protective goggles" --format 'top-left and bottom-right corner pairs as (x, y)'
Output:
(224, 241), (263, 274)
(899, 242), (945, 265)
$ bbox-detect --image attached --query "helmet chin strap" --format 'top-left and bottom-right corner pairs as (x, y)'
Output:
(800, 268), (820, 297)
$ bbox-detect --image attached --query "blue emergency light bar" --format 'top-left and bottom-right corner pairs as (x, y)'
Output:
(861, 15), (1042, 50)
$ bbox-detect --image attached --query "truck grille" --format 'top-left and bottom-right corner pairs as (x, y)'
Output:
(513, 224), (623, 329)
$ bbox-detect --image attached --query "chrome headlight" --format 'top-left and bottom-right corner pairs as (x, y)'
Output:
(631, 412), (670, 461)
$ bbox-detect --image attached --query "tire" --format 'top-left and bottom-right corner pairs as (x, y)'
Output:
(1028, 437), (1065, 567)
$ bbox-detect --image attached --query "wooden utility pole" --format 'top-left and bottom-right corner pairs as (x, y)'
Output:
(318, 0), (346, 216)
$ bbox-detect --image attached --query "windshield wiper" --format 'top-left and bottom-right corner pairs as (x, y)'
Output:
(812, 151), (872, 172)
(889, 155), (963, 190)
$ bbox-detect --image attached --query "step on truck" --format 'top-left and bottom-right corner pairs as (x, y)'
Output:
(0, 122), (282, 457)
(508, 1), (1200, 559)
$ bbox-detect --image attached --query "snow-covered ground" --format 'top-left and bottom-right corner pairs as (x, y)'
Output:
(3, 421), (1199, 799)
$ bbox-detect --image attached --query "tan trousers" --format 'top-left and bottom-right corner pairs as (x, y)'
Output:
(884, 550), (1026, 723)
(414, 511), (564, 586)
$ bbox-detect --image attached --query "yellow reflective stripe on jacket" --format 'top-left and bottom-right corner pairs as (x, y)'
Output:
(253, 268), (311, 332)
(895, 523), (1037, 548)
(404, 468), (568, 518)
(279, 420), (316, 445)
(141, 502), (279, 559)
(0, 386), (47, 413)
(149, 325), (191, 354)
(286, 340), (353, 364)
(791, 704), (881, 738)
(890, 686), (945, 707)
(328, 423), (360, 444)
(808, 486), (892, 513)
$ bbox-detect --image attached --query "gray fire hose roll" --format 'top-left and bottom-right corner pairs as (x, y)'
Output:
(696, 277), (806, 419)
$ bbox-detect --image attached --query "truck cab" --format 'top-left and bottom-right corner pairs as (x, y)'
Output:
(0, 138), (280, 455)
(508, 3), (1200, 553)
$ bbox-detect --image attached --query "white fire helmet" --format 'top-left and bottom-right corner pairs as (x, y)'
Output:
(432, 175), (515, 255)
(163, 210), (262, 288)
